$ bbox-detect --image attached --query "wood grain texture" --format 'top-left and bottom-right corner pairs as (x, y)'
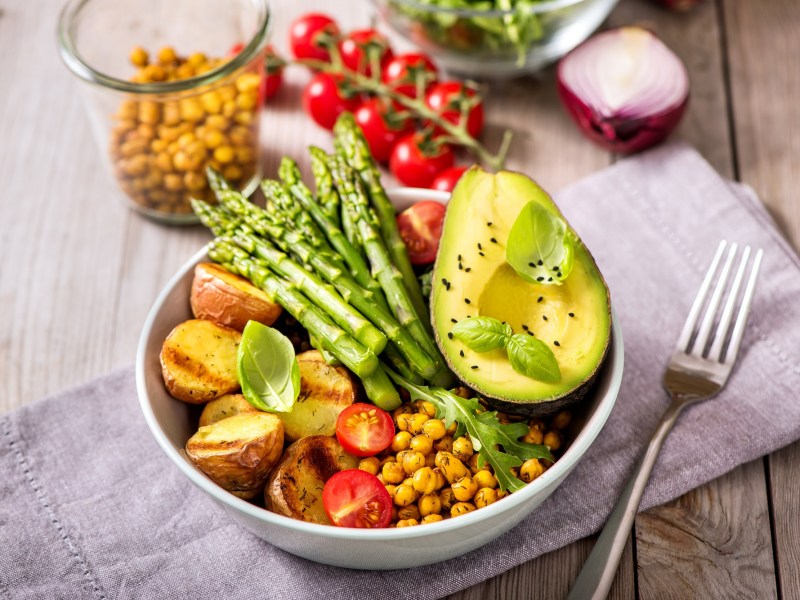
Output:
(722, 1), (800, 598)
(1, 0), (798, 598)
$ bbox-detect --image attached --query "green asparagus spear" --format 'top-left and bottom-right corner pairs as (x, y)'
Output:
(278, 157), (386, 307)
(193, 199), (440, 382)
(208, 240), (379, 379)
(331, 157), (454, 387)
(309, 146), (341, 227)
(333, 113), (430, 327)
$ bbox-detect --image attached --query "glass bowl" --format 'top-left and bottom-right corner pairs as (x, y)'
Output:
(57, 0), (270, 224)
(371, 0), (619, 78)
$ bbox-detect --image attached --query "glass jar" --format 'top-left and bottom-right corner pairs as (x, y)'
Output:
(58, 0), (270, 224)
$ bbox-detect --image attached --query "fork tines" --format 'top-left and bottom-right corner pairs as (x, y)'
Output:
(676, 240), (763, 363)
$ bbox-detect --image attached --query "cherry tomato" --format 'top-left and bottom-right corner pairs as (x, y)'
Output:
(227, 42), (245, 56)
(431, 166), (469, 192)
(261, 46), (284, 102)
(289, 13), (339, 61)
(381, 52), (438, 99)
(339, 29), (394, 76)
(425, 81), (484, 139)
(354, 98), (413, 164)
(397, 201), (447, 265)
(303, 73), (359, 130)
(322, 470), (393, 528)
(336, 403), (394, 457)
(390, 133), (455, 188)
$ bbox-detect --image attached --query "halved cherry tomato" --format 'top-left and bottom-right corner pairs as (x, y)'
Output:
(339, 29), (394, 77)
(397, 200), (447, 265)
(354, 98), (413, 163)
(389, 133), (455, 188)
(431, 165), (469, 192)
(425, 81), (484, 138)
(322, 469), (393, 528)
(303, 72), (359, 130)
(336, 403), (394, 457)
(381, 52), (438, 99)
(289, 13), (340, 61)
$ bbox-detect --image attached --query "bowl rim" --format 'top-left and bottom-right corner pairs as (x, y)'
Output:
(57, 0), (271, 94)
(371, 0), (590, 18)
(136, 186), (624, 541)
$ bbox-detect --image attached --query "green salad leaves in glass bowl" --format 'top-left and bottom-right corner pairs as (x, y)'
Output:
(371, 0), (619, 77)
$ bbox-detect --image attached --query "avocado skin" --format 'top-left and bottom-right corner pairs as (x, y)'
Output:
(431, 166), (612, 417)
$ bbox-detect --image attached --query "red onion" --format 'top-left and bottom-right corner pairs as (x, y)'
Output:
(557, 27), (689, 154)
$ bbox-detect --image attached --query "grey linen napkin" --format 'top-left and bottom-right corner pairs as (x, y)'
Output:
(2, 143), (800, 600)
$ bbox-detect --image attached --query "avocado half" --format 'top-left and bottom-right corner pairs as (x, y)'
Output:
(431, 167), (612, 416)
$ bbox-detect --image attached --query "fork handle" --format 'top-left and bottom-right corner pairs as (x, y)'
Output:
(567, 399), (685, 600)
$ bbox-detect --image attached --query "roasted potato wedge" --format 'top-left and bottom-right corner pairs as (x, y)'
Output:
(265, 435), (359, 524)
(190, 262), (282, 332)
(199, 393), (260, 428)
(186, 412), (284, 500)
(280, 350), (357, 442)
(160, 318), (241, 404)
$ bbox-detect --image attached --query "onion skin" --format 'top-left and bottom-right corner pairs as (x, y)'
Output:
(557, 27), (690, 154)
(557, 78), (688, 154)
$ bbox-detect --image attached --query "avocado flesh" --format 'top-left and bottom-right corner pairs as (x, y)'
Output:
(431, 167), (611, 415)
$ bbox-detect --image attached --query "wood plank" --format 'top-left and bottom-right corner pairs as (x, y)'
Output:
(722, 1), (800, 598)
(636, 459), (777, 599)
(0, 2), (131, 409)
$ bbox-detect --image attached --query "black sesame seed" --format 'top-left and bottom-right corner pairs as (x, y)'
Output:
(552, 266), (559, 271)
(490, 237), (498, 244)
(448, 332), (454, 339)
(464, 298), (471, 304)
(536, 276), (544, 282)
(528, 262), (535, 267)
(441, 278), (447, 285)
(542, 315), (548, 321)
(471, 365), (478, 370)
(538, 259), (543, 266)
(477, 243), (482, 250)
(458, 263), (463, 270)
(479, 251), (485, 257)
(465, 267), (471, 272)
(522, 324), (529, 331)
(557, 272), (562, 277)
(487, 221), (493, 226)
(458, 254), (462, 261)
(547, 277), (553, 282)
(451, 318), (457, 323)
(537, 296), (543, 303)
(569, 312), (574, 317)
(460, 349), (465, 357)
(554, 340), (560, 347)
(527, 331), (534, 336)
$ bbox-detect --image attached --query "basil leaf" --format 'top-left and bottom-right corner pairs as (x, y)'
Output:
(506, 200), (574, 286)
(237, 320), (300, 413)
(506, 333), (561, 383)
(451, 316), (512, 352)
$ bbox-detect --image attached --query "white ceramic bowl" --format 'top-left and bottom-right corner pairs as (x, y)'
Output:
(136, 187), (624, 570)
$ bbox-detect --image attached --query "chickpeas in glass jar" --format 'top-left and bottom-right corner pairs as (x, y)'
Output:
(109, 46), (263, 219)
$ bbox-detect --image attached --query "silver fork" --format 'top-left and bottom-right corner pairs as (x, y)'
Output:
(567, 240), (763, 600)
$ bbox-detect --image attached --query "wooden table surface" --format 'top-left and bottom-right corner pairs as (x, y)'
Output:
(2, 0), (798, 597)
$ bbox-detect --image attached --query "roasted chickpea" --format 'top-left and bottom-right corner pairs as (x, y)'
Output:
(520, 458), (544, 483)
(409, 434), (433, 456)
(411, 467), (438, 495)
(397, 505), (421, 522)
(422, 418), (446, 440)
(421, 514), (444, 524)
(358, 457), (380, 476)
(381, 461), (406, 485)
(391, 431), (412, 452)
(450, 502), (476, 517)
(393, 483), (418, 507)
(435, 451), (469, 484)
(552, 410), (572, 430)
(407, 413), (429, 435)
(396, 518), (419, 528)
(543, 431), (562, 451)
(452, 436), (474, 461)
(474, 487), (499, 508)
(402, 451), (426, 476)
(418, 493), (442, 517)
(473, 470), (498, 490)
(451, 476), (478, 502)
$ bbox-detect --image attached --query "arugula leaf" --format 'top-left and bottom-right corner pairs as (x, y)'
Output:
(451, 316), (512, 352)
(506, 333), (561, 383)
(237, 320), (300, 413)
(386, 370), (555, 493)
(506, 200), (574, 286)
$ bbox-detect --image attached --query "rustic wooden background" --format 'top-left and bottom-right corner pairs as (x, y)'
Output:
(1, 0), (798, 597)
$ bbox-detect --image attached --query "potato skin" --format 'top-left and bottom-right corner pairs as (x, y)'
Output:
(190, 262), (282, 332)
(280, 350), (357, 442)
(199, 393), (260, 428)
(186, 412), (284, 500)
(160, 319), (241, 404)
(265, 436), (359, 524)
